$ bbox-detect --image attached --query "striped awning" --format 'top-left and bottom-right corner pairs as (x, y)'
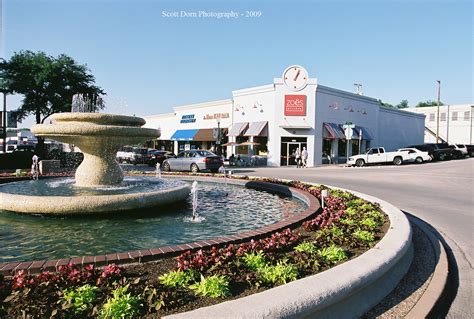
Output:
(323, 123), (346, 139)
(354, 126), (373, 140)
(227, 122), (249, 137)
(244, 121), (268, 137)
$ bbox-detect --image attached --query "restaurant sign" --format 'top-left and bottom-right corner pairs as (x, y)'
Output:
(203, 113), (229, 120)
(284, 95), (306, 116)
(180, 114), (196, 124)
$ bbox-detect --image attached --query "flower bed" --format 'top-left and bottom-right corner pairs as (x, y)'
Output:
(0, 175), (389, 318)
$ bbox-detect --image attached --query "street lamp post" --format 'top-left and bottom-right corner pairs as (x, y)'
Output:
(216, 117), (221, 155)
(1, 87), (7, 154)
(436, 80), (441, 143)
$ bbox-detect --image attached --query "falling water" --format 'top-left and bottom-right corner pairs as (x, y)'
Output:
(31, 155), (39, 181)
(218, 165), (227, 187)
(155, 162), (161, 179)
(184, 180), (205, 223)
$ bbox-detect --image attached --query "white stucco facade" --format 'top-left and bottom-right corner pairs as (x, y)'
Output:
(406, 104), (473, 144)
(143, 65), (426, 166)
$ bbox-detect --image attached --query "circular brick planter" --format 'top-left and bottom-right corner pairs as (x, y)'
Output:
(0, 176), (320, 276)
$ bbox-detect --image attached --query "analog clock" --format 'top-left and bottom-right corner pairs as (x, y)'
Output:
(283, 65), (308, 91)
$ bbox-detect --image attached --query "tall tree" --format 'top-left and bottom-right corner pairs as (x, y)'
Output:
(416, 100), (444, 107)
(395, 99), (409, 109)
(0, 51), (106, 156)
(0, 50), (105, 124)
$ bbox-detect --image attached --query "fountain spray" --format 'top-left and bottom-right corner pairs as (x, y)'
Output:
(155, 162), (161, 179)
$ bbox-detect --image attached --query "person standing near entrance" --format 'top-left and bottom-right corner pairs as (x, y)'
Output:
(301, 147), (308, 168)
(295, 147), (301, 168)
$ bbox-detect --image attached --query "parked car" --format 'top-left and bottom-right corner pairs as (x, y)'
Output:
(0, 144), (37, 169)
(162, 150), (223, 173)
(465, 144), (474, 157)
(116, 147), (148, 165)
(347, 147), (410, 167)
(451, 144), (468, 158)
(407, 143), (452, 161)
(396, 148), (431, 164)
(147, 150), (175, 167)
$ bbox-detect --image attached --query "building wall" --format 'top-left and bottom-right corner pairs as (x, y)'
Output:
(406, 104), (473, 144)
(315, 86), (380, 164)
(377, 107), (425, 151)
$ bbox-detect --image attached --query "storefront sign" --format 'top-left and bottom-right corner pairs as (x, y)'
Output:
(180, 114), (196, 123)
(203, 113), (229, 120)
(284, 95), (306, 116)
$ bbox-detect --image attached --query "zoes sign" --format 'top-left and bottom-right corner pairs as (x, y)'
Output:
(284, 95), (306, 116)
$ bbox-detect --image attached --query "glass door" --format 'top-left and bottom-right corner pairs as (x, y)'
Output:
(280, 137), (308, 166)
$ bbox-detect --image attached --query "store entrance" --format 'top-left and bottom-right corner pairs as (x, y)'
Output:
(280, 137), (307, 166)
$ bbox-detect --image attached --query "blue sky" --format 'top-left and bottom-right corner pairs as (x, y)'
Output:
(2, 0), (473, 126)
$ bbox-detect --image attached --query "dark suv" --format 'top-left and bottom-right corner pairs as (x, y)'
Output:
(408, 143), (452, 161)
(146, 150), (175, 167)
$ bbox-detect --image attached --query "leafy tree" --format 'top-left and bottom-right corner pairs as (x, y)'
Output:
(0, 50), (105, 124)
(395, 99), (409, 109)
(416, 100), (444, 107)
(379, 99), (408, 109)
(0, 51), (105, 156)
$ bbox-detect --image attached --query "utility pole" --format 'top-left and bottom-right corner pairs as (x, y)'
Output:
(2, 92), (6, 153)
(436, 80), (441, 143)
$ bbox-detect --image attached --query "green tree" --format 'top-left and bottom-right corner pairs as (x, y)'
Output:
(416, 100), (444, 107)
(0, 50), (105, 124)
(0, 51), (105, 156)
(378, 100), (394, 108)
(395, 99), (409, 109)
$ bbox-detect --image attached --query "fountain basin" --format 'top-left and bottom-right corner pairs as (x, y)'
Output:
(0, 177), (191, 215)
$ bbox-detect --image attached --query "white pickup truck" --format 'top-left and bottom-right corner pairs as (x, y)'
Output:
(347, 147), (410, 167)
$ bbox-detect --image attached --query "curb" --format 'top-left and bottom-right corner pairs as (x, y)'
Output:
(405, 215), (449, 318)
(165, 185), (413, 319)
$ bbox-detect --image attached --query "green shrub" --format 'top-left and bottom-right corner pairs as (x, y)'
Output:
(294, 241), (317, 254)
(359, 203), (375, 211)
(360, 218), (378, 229)
(365, 210), (385, 224)
(330, 190), (352, 199)
(329, 227), (344, 238)
(339, 218), (356, 226)
(189, 274), (231, 298)
(99, 285), (143, 319)
(345, 207), (359, 216)
(242, 251), (267, 271)
(60, 284), (100, 315)
(159, 269), (196, 288)
(353, 230), (376, 243)
(347, 198), (365, 207)
(317, 245), (348, 264)
(258, 260), (298, 285)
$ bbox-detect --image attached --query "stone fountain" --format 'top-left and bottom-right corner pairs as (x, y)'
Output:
(0, 113), (191, 215)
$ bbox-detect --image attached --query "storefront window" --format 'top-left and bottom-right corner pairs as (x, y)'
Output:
(351, 140), (360, 155)
(338, 139), (347, 157)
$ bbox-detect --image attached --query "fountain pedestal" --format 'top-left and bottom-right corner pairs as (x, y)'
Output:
(32, 113), (159, 187)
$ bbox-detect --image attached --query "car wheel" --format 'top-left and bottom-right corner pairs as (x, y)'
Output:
(163, 162), (171, 172)
(210, 168), (219, 173)
(393, 157), (403, 166)
(191, 163), (199, 173)
(356, 159), (365, 167)
(415, 157), (423, 164)
(439, 153), (446, 161)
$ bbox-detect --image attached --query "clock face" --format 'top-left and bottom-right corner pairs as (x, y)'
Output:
(283, 66), (308, 91)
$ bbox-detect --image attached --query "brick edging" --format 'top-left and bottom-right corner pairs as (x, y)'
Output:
(0, 177), (321, 276)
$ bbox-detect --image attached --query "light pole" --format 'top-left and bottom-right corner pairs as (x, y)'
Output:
(1, 84), (7, 154)
(216, 117), (221, 155)
(436, 80), (441, 143)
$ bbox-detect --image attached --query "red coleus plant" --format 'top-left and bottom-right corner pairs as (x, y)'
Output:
(9, 263), (123, 291)
(176, 228), (300, 272)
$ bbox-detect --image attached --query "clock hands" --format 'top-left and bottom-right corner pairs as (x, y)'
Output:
(293, 69), (301, 81)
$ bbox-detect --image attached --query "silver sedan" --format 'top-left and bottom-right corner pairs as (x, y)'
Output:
(162, 150), (223, 173)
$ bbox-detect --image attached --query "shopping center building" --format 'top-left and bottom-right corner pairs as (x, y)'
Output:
(143, 65), (425, 166)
